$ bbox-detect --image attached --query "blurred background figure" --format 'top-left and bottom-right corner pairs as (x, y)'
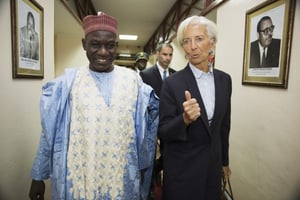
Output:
(135, 51), (149, 71)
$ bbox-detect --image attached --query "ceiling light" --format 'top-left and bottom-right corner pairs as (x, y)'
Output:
(119, 34), (138, 40)
(118, 53), (132, 57)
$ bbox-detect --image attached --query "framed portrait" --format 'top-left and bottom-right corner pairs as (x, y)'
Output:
(11, 0), (44, 78)
(242, 0), (295, 88)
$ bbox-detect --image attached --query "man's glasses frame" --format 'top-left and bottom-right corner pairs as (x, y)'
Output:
(259, 25), (275, 35)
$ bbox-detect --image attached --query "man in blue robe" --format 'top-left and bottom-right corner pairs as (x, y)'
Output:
(29, 11), (158, 200)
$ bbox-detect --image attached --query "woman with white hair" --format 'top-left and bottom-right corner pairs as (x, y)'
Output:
(158, 15), (232, 200)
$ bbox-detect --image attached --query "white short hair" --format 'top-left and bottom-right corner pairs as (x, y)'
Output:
(177, 15), (218, 46)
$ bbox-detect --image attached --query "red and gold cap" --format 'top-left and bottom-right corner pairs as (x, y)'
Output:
(83, 11), (118, 36)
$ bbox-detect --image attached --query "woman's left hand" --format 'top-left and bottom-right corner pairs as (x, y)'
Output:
(222, 166), (232, 181)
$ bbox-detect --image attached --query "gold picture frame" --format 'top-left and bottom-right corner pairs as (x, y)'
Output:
(11, 0), (44, 78)
(242, 0), (295, 88)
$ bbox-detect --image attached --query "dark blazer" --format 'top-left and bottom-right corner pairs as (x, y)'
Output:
(158, 65), (232, 200)
(249, 38), (281, 68)
(140, 64), (176, 97)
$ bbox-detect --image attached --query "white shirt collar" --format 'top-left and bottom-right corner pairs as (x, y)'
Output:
(189, 63), (213, 79)
(157, 62), (169, 78)
(259, 42), (268, 54)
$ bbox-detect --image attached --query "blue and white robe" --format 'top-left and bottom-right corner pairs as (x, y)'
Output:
(30, 66), (159, 200)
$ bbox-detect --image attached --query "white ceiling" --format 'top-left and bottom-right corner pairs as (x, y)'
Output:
(55, 0), (177, 48)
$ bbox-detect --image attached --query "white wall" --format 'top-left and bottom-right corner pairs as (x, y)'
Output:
(216, 0), (300, 199)
(0, 1), (54, 199)
(54, 0), (88, 77)
(55, 34), (88, 76)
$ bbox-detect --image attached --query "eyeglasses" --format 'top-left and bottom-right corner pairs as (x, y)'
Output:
(259, 25), (275, 35)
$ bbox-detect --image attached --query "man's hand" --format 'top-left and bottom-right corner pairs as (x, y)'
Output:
(29, 180), (45, 200)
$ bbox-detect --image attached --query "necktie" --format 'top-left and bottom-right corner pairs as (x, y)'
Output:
(163, 70), (167, 80)
(261, 48), (266, 67)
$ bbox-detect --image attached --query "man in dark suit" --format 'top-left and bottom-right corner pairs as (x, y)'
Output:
(140, 43), (176, 97)
(249, 16), (281, 68)
(140, 43), (176, 200)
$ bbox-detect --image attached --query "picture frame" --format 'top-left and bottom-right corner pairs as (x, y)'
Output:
(60, 0), (83, 25)
(11, 0), (44, 79)
(242, 0), (295, 88)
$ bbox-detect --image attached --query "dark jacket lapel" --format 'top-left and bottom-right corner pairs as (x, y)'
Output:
(182, 65), (211, 134)
(153, 65), (163, 82)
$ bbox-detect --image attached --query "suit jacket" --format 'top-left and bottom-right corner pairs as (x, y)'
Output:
(249, 38), (281, 68)
(140, 64), (176, 97)
(158, 65), (232, 200)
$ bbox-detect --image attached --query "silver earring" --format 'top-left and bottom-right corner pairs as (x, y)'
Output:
(209, 49), (214, 55)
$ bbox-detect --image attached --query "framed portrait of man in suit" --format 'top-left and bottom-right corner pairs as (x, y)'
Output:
(11, 0), (44, 78)
(242, 0), (295, 88)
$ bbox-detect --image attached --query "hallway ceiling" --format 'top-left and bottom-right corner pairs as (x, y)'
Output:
(91, 0), (177, 49)
(55, 0), (177, 50)
(55, 0), (226, 60)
